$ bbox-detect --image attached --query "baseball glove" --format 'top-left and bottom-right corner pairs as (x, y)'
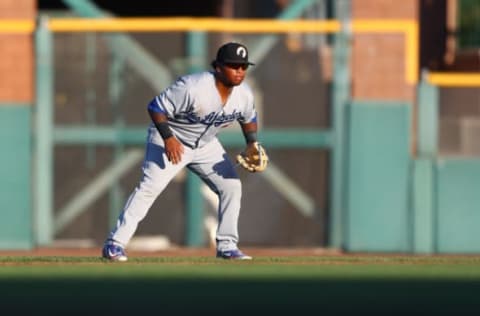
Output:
(236, 142), (268, 172)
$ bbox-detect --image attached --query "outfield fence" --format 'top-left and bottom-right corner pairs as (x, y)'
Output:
(7, 7), (480, 254)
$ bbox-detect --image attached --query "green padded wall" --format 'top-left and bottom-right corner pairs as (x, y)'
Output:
(345, 102), (411, 252)
(412, 158), (435, 253)
(0, 105), (33, 249)
(436, 159), (480, 253)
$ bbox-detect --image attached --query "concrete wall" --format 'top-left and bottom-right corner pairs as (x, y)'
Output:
(0, 0), (35, 102)
(351, 0), (417, 102)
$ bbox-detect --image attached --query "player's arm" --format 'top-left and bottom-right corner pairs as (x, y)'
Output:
(240, 121), (262, 161)
(240, 121), (258, 145)
(148, 110), (184, 164)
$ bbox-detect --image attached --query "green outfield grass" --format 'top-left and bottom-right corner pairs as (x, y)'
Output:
(1, 255), (480, 315)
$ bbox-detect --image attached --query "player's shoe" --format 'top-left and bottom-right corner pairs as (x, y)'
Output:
(102, 241), (128, 262)
(216, 249), (252, 260)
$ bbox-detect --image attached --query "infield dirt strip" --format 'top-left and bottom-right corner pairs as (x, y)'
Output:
(2, 246), (480, 266)
(0, 246), (340, 260)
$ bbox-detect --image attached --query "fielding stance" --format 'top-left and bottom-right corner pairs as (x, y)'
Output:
(102, 42), (268, 261)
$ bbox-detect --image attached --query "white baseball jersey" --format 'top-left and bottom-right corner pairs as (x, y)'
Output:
(147, 71), (257, 148)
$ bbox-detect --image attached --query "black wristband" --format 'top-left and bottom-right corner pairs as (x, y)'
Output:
(154, 121), (174, 140)
(243, 131), (257, 143)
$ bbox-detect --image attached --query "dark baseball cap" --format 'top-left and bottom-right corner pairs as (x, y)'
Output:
(213, 42), (255, 66)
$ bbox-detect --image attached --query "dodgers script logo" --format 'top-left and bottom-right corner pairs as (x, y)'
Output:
(182, 110), (243, 127)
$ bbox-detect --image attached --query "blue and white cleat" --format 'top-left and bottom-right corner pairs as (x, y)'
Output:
(102, 242), (128, 262)
(216, 249), (252, 260)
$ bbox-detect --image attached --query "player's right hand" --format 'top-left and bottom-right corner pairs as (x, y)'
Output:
(164, 136), (184, 164)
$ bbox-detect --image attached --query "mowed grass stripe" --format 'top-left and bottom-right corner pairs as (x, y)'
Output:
(1, 256), (480, 280)
(1, 256), (480, 314)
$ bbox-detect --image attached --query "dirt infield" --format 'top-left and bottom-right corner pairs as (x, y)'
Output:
(0, 246), (342, 258)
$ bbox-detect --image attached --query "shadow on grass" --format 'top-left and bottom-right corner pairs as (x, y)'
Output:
(1, 278), (479, 314)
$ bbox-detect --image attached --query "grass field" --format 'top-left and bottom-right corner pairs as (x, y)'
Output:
(1, 254), (480, 314)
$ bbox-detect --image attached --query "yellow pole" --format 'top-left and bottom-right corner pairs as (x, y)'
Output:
(427, 73), (480, 87)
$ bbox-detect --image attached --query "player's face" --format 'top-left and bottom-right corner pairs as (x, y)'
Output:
(219, 63), (248, 86)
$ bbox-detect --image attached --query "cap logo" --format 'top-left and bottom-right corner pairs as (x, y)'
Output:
(236, 46), (247, 58)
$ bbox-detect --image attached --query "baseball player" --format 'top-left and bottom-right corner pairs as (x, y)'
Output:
(102, 42), (268, 261)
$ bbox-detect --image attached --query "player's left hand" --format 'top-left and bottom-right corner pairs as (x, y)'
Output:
(236, 142), (268, 172)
